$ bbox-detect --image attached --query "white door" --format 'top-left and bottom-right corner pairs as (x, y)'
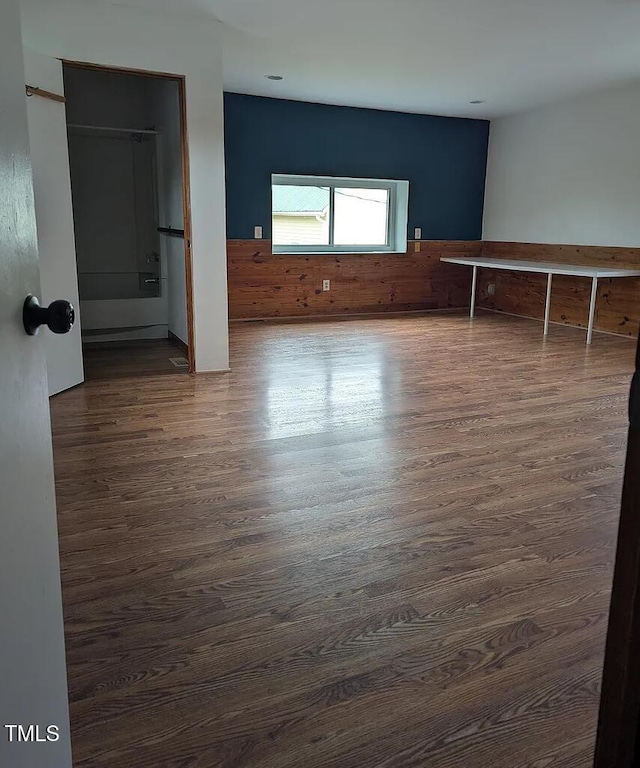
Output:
(24, 47), (83, 395)
(0, 2), (72, 767)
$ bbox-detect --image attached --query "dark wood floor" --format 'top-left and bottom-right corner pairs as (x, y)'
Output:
(50, 312), (634, 768)
(82, 338), (189, 380)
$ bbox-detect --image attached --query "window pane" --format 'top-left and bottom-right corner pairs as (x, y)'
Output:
(333, 188), (389, 246)
(272, 184), (330, 246)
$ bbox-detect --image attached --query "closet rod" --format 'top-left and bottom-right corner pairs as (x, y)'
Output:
(157, 226), (185, 238)
(26, 85), (66, 103)
(66, 123), (159, 135)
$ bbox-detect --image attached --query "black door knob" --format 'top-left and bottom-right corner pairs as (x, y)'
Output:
(23, 295), (75, 336)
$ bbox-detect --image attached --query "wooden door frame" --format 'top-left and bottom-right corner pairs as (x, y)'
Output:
(594, 333), (640, 767)
(61, 59), (196, 373)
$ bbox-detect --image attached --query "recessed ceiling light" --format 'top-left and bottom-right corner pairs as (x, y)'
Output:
(266, 75), (284, 81)
(470, 100), (486, 105)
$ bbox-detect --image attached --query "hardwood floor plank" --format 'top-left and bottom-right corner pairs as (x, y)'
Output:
(49, 313), (633, 767)
(81, 338), (189, 380)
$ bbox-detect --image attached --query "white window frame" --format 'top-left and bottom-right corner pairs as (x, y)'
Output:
(272, 174), (409, 254)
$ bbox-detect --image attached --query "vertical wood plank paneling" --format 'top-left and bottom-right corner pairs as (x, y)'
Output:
(227, 240), (481, 319)
(478, 242), (640, 338)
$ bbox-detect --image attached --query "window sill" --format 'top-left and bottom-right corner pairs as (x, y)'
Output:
(273, 250), (407, 256)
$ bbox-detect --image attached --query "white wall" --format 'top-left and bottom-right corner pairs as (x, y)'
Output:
(483, 81), (640, 248)
(151, 79), (188, 345)
(21, 0), (229, 372)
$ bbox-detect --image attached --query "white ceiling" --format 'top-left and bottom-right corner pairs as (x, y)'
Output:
(102, 0), (640, 117)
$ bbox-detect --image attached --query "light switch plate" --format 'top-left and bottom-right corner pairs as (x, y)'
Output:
(254, 226), (263, 239)
(414, 227), (422, 239)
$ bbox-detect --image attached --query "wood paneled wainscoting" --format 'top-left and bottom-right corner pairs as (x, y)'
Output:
(227, 240), (481, 320)
(478, 242), (640, 338)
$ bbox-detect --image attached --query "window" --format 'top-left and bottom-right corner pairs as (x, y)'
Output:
(272, 174), (409, 254)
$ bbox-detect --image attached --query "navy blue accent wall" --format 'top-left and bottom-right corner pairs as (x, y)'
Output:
(224, 93), (490, 242)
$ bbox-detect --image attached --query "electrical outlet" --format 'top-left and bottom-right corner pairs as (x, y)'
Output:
(487, 283), (496, 296)
(323, 280), (330, 291)
(254, 225), (263, 239)
(414, 227), (422, 239)
(414, 241), (421, 253)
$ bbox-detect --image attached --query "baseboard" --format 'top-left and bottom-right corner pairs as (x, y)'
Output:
(229, 305), (637, 340)
(196, 368), (232, 375)
(478, 307), (636, 340)
(82, 325), (169, 343)
(168, 330), (189, 354)
(229, 307), (468, 324)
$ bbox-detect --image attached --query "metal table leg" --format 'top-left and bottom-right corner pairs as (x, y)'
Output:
(470, 265), (478, 319)
(587, 276), (598, 345)
(544, 273), (553, 336)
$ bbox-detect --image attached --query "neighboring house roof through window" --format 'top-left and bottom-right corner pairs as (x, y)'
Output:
(272, 185), (330, 214)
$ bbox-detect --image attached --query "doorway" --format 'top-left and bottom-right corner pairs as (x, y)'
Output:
(63, 62), (194, 378)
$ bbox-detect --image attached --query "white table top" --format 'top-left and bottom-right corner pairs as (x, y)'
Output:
(441, 256), (640, 279)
